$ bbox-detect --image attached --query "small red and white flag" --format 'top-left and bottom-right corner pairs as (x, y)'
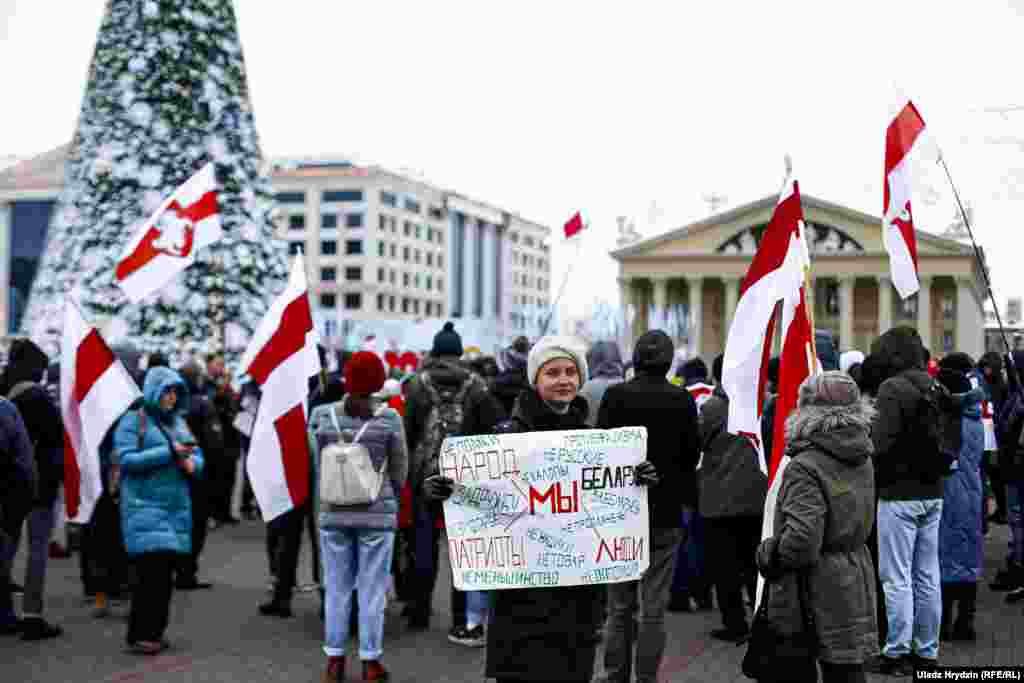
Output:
(115, 162), (221, 303)
(61, 300), (142, 523)
(722, 163), (817, 609)
(883, 97), (929, 300)
(238, 253), (321, 521)
(563, 211), (585, 239)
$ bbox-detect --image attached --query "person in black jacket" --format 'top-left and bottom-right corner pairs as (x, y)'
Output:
(491, 337), (531, 415)
(424, 335), (658, 683)
(597, 330), (700, 683)
(0, 394), (37, 635)
(0, 339), (64, 640)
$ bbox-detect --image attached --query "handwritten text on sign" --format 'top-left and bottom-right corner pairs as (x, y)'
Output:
(442, 427), (649, 590)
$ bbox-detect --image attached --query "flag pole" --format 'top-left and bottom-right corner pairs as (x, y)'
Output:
(539, 229), (585, 337)
(936, 154), (1015, 366)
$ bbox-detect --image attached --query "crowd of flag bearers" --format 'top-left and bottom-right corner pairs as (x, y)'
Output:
(2, 94), (1019, 683)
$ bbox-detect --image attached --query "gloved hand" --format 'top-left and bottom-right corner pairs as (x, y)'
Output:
(422, 475), (455, 502)
(634, 461), (660, 487)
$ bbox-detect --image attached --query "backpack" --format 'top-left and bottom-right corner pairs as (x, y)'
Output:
(910, 378), (960, 483)
(412, 372), (475, 486)
(319, 400), (389, 506)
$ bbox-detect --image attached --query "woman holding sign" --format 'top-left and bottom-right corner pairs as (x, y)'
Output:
(424, 336), (658, 683)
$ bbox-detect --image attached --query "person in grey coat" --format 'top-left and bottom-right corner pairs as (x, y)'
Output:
(755, 372), (879, 683)
(0, 397), (37, 635)
(579, 340), (625, 426)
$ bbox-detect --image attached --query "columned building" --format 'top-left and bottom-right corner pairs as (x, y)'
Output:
(612, 194), (987, 361)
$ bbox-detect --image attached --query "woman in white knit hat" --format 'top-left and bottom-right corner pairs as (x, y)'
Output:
(423, 335), (656, 682)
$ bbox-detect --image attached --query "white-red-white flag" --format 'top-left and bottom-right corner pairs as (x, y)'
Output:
(238, 254), (321, 521)
(883, 98), (928, 300)
(115, 162), (221, 303)
(61, 300), (142, 523)
(721, 168), (817, 608)
(563, 211), (585, 239)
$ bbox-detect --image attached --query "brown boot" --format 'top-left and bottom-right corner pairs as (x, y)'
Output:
(362, 659), (390, 681)
(321, 656), (344, 682)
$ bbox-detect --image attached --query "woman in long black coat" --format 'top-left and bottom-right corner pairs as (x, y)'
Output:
(425, 336), (657, 682)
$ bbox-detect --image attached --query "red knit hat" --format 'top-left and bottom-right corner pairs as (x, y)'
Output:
(344, 351), (386, 396)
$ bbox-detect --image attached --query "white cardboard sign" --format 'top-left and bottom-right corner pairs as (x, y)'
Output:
(442, 427), (649, 591)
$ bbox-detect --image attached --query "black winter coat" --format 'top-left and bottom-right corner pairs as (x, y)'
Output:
(698, 387), (768, 519)
(7, 383), (63, 505)
(485, 389), (602, 683)
(596, 372), (700, 526)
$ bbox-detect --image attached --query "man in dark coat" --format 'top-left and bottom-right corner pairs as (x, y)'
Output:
(204, 353), (241, 526)
(0, 339), (64, 640)
(698, 354), (768, 642)
(597, 330), (700, 683)
(867, 326), (944, 674)
(491, 336), (531, 416)
(0, 392), (37, 635)
(402, 322), (504, 632)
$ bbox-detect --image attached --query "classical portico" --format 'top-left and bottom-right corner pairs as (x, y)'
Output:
(612, 194), (986, 361)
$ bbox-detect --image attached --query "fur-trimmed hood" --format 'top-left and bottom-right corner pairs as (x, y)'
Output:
(785, 398), (876, 466)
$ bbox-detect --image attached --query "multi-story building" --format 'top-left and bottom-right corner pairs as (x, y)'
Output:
(0, 146), (552, 342)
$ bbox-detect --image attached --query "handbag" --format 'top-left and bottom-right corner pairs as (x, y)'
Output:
(318, 399), (389, 506)
(741, 551), (819, 680)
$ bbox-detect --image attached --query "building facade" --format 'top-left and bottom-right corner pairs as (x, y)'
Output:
(0, 146), (551, 340)
(612, 193), (987, 361)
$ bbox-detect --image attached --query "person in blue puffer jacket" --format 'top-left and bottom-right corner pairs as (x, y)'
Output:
(935, 354), (986, 643)
(114, 366), (204, 655)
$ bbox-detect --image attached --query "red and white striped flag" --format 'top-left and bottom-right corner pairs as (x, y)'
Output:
(722, 166), (817, 608)
(883, 97), (928, 300)
(115, 162), (221, 303)
(61, 300), (142, 523)
(238, 254), (321, 521)
(563, 211), (585, 239)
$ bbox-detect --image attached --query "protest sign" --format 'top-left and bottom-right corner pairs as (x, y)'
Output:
(441, 427), (649, 591)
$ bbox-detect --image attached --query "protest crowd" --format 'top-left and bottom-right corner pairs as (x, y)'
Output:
(1, 312), (1020, 683)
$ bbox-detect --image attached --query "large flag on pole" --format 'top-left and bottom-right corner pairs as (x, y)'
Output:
(563, 211), (585, 239)
(883, 97), (928, 300)
(115, 162), (221, 302)
(721, 163), (817, 608)
(238, 253), (321, 521)
(61, 299), (142, 523)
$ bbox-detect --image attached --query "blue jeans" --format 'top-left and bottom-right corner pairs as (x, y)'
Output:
(878, 499), (943, 661)
(320, 527), (395, 659)
(1006, 482), (1024, 566)
(466, 590), (491, 628)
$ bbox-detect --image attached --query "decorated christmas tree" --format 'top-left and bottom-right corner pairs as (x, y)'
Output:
(22, 0), (288, 364)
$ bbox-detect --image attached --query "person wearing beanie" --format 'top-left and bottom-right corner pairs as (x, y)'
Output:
(422, 334), (613, 682)
(0, 339), (64, 640)
(401, 322), (503, 636)
(595, 330), (700, 682)
(309, 351), (408, 683)
(933, 355), (986, 642)
(868, 326), (948, 673)
(698, 353), (768, 643)
(756, 372), (879, 681)
(431, 322), (464, 359)
(579, 340), (624, 426)
(492, 342), (531, 415)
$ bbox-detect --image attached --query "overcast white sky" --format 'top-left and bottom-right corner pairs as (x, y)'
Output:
(2, 0), (1023, 316)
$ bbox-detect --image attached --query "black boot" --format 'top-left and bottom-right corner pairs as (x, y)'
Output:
(940, 583), (954, 642)
(952, 583), (977, 641)
(259, 586), (293, 618)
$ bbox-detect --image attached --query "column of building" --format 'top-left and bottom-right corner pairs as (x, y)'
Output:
(0, 202), (9, 334)
(918, 275), (933, 352)
(838, 276), (855, 351)
(687, 276), (703, 359)
(480, 221), (496, 322)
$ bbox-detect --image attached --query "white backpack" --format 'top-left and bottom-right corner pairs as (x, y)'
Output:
(319, 400), (389, 507)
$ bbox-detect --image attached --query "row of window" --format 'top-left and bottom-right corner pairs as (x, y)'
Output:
(318, 292), (362, 310)
(376, 267), (443, 291)
(288, 213), (363, 230)
(319, 266), (363, 283)
(514, 272), (547, 290)
(276, 190), (364, 204)
(513, 251), (547, 270)
(514, 295), (548, 308)
(289, 240), (363, 257)
(379, 192), (444, 220)
(375, 241), (443, 268)
(376, 294), (443, 316)
(377, 214), (445, 244)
